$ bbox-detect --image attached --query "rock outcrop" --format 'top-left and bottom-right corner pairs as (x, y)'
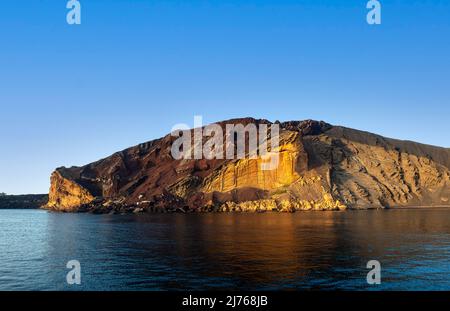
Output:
(44, 118), (450, 213)
(46, 170), (95, 211)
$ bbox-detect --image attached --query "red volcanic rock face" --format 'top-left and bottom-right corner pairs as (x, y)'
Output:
(44, 119), (450, 214)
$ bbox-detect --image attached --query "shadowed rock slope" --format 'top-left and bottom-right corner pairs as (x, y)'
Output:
(44, 118), (450, 213)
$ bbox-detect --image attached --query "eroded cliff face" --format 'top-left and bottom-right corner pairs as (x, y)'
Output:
(44, 118), (450, 213)
(202, 131), (305, 193)
(303, 127), (450, 209)
(46, 171), (95, 211)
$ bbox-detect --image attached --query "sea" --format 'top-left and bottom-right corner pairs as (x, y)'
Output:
(0, 208), (449, 290)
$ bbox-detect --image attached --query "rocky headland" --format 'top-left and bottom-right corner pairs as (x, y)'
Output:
(44, 118), (450, 214)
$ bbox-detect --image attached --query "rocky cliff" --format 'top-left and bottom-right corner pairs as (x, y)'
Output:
(44, 118), (450, 213)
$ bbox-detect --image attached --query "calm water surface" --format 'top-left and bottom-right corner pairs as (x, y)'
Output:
(0, 208), (449, 291)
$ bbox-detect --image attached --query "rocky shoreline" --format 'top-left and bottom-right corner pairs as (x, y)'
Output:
(43, 195), (350, 215)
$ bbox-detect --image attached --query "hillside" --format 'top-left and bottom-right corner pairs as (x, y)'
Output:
(0, 194), (48, 209)
(44, 119), (450, 213)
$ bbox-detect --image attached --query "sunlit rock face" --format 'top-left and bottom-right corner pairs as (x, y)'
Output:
(46, 171), (95, 211)
(44, 118), (450, 213)
(202, 131), (306, 193)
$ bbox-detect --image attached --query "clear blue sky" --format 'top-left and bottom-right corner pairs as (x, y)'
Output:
(0, 0), (449, 194)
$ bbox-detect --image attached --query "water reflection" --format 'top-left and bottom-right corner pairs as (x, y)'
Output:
(1, 208), (449, 290)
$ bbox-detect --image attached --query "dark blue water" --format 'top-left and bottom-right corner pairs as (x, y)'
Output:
(0, 208), (449, 291)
